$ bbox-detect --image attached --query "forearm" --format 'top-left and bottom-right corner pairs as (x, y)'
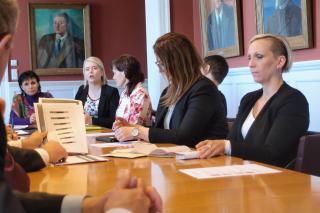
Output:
(137, 126), (149, 142)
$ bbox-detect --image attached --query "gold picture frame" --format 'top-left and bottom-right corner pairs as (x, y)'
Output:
(255, 0), (313, 50)
(29, 3), (91, 76)
(199, 0), (243, 58)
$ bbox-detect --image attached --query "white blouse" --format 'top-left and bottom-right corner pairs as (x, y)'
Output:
(241, 108), (255, 139)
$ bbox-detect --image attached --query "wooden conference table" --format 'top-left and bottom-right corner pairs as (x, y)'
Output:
(28, 140), (320, 212)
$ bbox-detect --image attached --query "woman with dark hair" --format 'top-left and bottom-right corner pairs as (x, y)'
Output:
(111, 54), (152, 126)
(10, 70), (53, 125)
(113, 33), (228, 147)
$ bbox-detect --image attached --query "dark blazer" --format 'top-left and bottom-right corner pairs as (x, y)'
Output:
(8, 146), (45, 172)
(228, 82), (309, 167)
(1, 116), (64, 213)
(150, 77), (228, 147)
(219, 90), (227, 117)
(75, 84), (120, 128)
(0, 176), (26, 213)
(14, 191), (64, 213)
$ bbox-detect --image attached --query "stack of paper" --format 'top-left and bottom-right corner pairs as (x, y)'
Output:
(55, 155), (108, 165)
(102, 142), (192, 158)
(35, 98), (88, 154)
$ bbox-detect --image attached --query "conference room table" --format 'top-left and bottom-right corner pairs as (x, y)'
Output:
(28, 139), (320, 212)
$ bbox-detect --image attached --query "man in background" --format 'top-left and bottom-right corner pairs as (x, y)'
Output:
(207, 0), (236, 50)
(266, 0), (302, 37)
(37, 12), (84, 68)
(202, 55), (229, 115)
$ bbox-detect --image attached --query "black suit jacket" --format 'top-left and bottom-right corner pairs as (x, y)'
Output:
(0, 176), (26, 213)
(150, 77), (228, 147)
(75, 84), (120, 128)
(228, 82), (309, 167)
(8, 146), (45, 172)
(14, 190), (64, 213)
(1, 116), (64, 213)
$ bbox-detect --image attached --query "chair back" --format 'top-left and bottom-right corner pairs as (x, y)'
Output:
(295, 133), (320, 176)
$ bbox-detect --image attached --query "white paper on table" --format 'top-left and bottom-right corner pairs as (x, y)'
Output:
(13, 125), (28, 130)
(55, 155), (108, 165)
(131, 142), (192, 156)
(103, 142), (192, 157)
(90, 142), (133, 148)
(179, 164), (281, 179)
(15, 130), (30, 135)
(86, 132), (115, 137)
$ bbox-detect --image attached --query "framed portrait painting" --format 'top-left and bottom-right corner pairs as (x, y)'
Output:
(199, 0), (243, 58)
(29, 3), (91, 76)
(255, 0), (313, 50)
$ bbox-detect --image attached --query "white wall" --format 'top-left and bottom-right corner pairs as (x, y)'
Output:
(220, 60), (320, 131)
(145, 0), (170, 109)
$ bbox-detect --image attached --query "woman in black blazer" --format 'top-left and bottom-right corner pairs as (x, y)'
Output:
(113, 33), (228, 147)
(75, 56), (120, 128)
(196, 34), (309, 167)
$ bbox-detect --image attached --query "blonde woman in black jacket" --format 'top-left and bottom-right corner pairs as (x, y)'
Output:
(196, 34), (309, 167)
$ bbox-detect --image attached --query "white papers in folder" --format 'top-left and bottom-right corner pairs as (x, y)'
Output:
(104, 142), (192, 157)
(55, 155), (108, 165)
(35, 98), (88, 154)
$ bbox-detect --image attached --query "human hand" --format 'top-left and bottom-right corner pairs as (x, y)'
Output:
(42, 141), (68, 163)
(104, 182), (151, 213)
(6, 124), (19, 141)
(108, 169), (162, 213)
(82, 169), (135, 213)
(196, 140), (225, 159)
(84, 113), (93, 125)
(29, 113), (37, 124)
(114, 126), (135, 142)
(145, 186), (163, 213)
(21, 131), (47, 149)
(112, 117), (131, 131)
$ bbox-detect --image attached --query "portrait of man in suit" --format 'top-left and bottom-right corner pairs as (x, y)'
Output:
(206, 0), (236, 51)
(265, 0), (302, 37)
(37, 12), (85, 69)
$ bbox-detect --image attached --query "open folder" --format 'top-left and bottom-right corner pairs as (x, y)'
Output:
(35, 98), (88, 154)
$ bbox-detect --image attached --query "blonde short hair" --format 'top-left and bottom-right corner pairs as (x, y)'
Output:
(250, 34), (292, 72)
(83, 56), (107, 86)
(0, 0), (18, 35)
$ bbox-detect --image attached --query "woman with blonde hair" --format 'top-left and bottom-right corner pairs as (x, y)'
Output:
(75, 56), (119, 128)
(196, 34), (309, 167)
(113, 33), (228, 147)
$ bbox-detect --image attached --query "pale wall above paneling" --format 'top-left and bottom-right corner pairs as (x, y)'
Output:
(220, 60), (320, 131)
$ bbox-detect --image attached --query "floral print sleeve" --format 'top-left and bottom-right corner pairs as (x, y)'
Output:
(116, 83), (152, 126)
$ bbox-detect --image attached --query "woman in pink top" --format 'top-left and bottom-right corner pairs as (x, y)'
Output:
(111, 54), (152, 126)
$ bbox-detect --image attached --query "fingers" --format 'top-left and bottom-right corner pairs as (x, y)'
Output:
(128, 176), (138, 188)
(195, 140), (209, 149)
(145, 186), (163, 213)
(113, 169), (131, 189)
(114, 127), (131, 142)
(198, 144), (213, 159)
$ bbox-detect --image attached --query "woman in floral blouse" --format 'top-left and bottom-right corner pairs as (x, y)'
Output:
(10, 70), (53, 125)
(111, 54), (152, 126)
